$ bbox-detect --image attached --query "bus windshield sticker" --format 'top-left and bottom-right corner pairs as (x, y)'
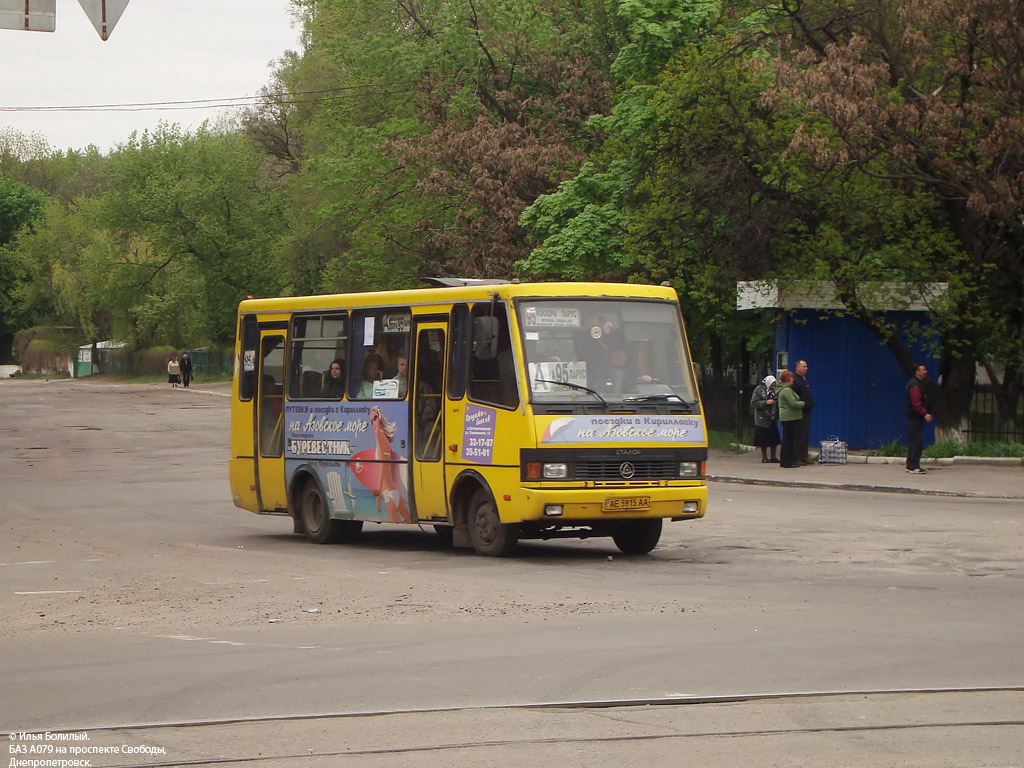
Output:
(523, 306), (580, 328)
(363, 316), (376, 343)
(529, 361), (587, 392)
(462, 404), (496, 464)
(242, 350), (256, 372)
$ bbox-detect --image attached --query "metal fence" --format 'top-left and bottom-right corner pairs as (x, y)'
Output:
(962, 386), (1023, 443)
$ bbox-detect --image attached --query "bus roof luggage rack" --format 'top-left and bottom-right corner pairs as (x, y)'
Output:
(422, 277), (512, 287)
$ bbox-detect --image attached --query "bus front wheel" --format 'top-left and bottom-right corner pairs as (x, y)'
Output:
(467, 489), (518, 557)
(612, 519), (662, 554)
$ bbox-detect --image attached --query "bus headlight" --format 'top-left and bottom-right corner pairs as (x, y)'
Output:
(543, 463), (568, 479)
(679, 461), (699, 478)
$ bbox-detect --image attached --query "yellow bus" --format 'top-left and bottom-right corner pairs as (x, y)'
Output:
(228, 279), (708, 556)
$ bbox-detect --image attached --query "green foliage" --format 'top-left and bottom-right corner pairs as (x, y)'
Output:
(98, 125), (287, 342)
(707, 428), (749, 452)
(867, 438), (908, 458)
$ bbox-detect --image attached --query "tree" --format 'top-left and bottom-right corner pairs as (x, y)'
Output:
(0, 174), (48, 360)
(280, 0), (617, 286)
(98, 125), (288, 342)
(766, 0), (1024, 435)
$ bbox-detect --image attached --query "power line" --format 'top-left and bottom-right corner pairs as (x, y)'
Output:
(0, 82), (423, 113)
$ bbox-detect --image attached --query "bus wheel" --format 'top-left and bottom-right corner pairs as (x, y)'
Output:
(467, 489), (518, 557)
(301, 481), (343, 544)
(612, 519), (663, 554)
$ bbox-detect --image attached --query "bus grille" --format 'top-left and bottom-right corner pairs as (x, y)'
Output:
(574, 460), (678, 480)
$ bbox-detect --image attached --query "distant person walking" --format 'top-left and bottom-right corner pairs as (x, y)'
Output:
(167, 355), (181, 388)
(750, 374), (780, 463)
(792, 359), (815, 465)
(777, 370), (805, 469)
(180, 353), (193, 389)
(905, 363), (933, 474)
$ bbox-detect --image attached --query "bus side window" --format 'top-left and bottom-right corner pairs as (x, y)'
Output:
(238, 315), (258, 401)
(469, 302), (519, 409)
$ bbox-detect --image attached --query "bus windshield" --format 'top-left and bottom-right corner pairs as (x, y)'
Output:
(516, 299), (698, 406)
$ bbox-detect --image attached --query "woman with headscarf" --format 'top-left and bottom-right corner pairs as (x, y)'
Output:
(750, 374), (781, 463)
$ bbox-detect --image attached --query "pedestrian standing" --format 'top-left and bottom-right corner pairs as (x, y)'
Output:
(167, 355), (181, 388)
(750, 374), (781, 463)
(905, 363), (933, 474)
(776, 370), (805, 468)
(792, 359), (815, 465)
(180, 353), (193, 389)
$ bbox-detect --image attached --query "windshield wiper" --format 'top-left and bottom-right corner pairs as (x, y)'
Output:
(534, 379), (606, 405)
(622, 393), (696, 408)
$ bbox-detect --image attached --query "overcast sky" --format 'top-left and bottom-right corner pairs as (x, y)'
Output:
(1, 0), (302, 153)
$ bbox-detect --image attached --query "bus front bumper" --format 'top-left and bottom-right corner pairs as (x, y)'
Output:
(514, 484), (707, 523)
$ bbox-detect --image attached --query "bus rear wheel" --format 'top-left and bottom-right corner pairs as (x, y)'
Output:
(300, 481), (361, 544)
(467, 489), (518, 557)
(612, 519), (662, 554)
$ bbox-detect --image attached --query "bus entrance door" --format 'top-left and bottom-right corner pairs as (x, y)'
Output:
(255, 331), (288, 512)
(411, 323), (447, 521)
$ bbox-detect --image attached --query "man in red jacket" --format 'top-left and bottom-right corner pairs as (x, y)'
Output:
(905, 363), (933, 474)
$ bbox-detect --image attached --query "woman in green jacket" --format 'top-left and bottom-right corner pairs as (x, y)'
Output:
(777, 370), (805, 468)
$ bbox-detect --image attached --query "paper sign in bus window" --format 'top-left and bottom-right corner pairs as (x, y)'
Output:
(529, 361), (587, 392)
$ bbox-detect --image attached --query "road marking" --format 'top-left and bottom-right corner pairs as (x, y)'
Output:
(1, 560), (55, 566)
(15, 590), (83, 595)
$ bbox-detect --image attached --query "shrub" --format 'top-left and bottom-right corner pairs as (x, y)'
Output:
(137, 347), (178, 375)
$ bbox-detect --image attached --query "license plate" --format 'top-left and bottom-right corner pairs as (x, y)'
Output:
(602, 496), (650, 512)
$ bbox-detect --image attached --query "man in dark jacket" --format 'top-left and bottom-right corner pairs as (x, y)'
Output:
(792, 359), (815, 465)
(905, 363), (933, 474)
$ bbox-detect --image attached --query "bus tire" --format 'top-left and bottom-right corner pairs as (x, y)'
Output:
(301, 481), (343, 544)
(467, 488), (518, 557)
(612, 519), (662, 554)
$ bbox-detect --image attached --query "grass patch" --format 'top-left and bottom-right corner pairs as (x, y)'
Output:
(868, 435), (1023, 458)
(868, 438), (907, 458)
(708, 429), (750, 453)
(924, 438), (1024, 459)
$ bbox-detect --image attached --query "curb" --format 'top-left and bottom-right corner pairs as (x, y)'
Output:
(708, 474), (1023, 500)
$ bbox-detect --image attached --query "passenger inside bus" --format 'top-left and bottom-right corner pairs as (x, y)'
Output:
(323, 358), (345, 398)
(598, 334), (652, 392)
(357, 353), (384, 398)
(391, 355), (409, 398)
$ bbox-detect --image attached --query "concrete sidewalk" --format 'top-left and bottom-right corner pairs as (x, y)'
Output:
(708, 447), (1024, 499)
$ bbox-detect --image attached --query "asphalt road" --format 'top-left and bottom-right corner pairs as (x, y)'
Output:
(1, 378), (1021, 767)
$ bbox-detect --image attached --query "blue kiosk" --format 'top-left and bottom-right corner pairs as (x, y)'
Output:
(737, 281), (943, 450)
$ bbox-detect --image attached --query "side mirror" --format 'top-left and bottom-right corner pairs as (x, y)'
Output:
(473, 316), (499, 360)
